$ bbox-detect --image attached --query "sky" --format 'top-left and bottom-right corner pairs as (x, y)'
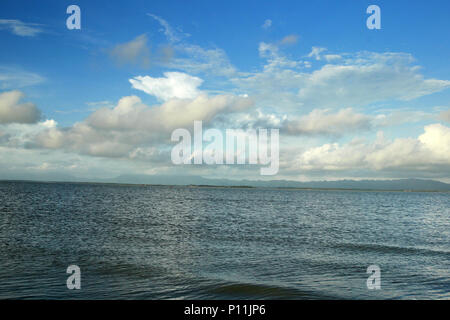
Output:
(0, 0), (449, 182)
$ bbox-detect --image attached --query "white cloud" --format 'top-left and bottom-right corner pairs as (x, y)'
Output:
(147, 13), (185, 43)
(86, 100), (115, 110)
(417, 123), (450, 159)
(235, 51), (450, 111)
(0, 19), (43, 36)
(290, 124), (450, 176)
(297, 53), (450, 107)
(148, 14), (236, 76)
(0, 66), (45, 89)
(0, 119), (56, 148)
(307, 47), (327, 60)
(285, 108), (372, 135)
(373, 109), (435, 127)
(2, 21), (450, 182)
(177, 45), (236, 76)
(33, 93), (253, 158)
(307, 47), (342, 62)
(109, 34), (150, 67)
(217, 107), (373, 138)
(324, 54), (341, 62)
(0, 90), (41, 124)
(211, 109), (287, 130)
(35, 120), (139, 158)
(86, 94), (252, 131)
(129, 72), (203, 101)
(262, 19), (272, 29)
(257, 42), (302, 71)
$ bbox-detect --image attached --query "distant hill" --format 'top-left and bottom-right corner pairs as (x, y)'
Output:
(2, 173), (450, 191)
(107, 175), (450, 191)
(233, 178), (450, 191)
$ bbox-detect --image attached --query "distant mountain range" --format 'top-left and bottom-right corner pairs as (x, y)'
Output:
(2, 173), (449, 191)
(110, 175), (450, 191)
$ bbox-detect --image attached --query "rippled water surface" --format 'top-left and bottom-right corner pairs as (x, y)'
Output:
(0, 181), (448, 299)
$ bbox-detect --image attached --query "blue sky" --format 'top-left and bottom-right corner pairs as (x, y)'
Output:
(0, 0), (449, 182)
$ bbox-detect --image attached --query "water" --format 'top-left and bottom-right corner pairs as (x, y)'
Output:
(0, 181), (448, 299)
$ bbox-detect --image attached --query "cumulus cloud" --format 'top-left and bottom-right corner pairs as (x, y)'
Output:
(0, 90), (41, 124)
(86, 94), (252, 131)
(129, 72), (203, 101)
(417, 123), (450, 159)
(285, 108), (372, 135)
(0, 19), (43, 36)
(2, 18), (450, 182)
(109, 34), (150, 67)
(34, 93), (253, 158)
(0, 119), (56, 148)
(290, 124), (450, 176)
(211, 109), (287, 131)
(35, 122), (135, 158)
(219, 108), (373, 137)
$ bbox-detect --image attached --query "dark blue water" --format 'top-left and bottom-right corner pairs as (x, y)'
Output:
(0, 181), (448, 299)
